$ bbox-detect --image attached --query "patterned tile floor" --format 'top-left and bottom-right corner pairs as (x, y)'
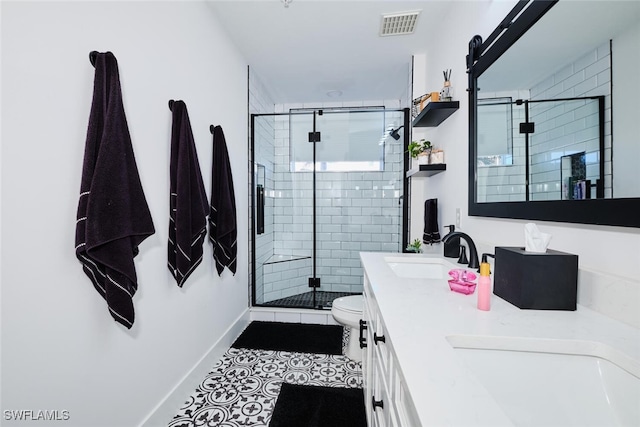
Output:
(168, 329), (362, 427)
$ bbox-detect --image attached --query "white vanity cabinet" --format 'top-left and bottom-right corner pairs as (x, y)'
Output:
(359, 252), (640, 426)
(362, 272), (421, 427)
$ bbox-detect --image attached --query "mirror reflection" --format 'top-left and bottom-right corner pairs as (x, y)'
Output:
(475, 1), (640, 203)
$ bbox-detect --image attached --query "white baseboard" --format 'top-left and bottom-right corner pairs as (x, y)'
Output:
(138, 309), (250, 427)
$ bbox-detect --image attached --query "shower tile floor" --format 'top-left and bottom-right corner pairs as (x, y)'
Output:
(168, 329), (362, 427)
(263, 290), (360, 309)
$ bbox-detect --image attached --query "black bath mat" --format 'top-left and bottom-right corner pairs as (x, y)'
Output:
(232, 321), (343, 355)
(269, 383), (366, 427)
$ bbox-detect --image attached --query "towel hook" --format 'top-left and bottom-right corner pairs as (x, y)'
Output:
(210, 125), (215, 134)
(168, 100), (175, 111)
(89, 51), (98, 68)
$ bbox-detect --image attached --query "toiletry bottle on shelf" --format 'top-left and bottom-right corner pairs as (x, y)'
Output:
(478, 253), (495, 311)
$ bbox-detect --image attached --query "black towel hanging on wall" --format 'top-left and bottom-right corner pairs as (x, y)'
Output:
(423, 198), (441, 244)
(167, 100), (209, 287)
(75, 51), (155, 329)
(209, 125), (237, 275)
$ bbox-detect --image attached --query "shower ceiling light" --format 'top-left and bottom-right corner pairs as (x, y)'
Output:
(380, 10), (421, 36)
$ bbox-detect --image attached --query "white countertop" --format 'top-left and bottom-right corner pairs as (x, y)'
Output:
(360, 252), (640, 426)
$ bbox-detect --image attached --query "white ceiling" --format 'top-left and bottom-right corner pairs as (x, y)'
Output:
(207, 0), (455, 104)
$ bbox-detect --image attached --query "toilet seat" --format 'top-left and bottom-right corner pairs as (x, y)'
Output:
(333, 295), (363, 314)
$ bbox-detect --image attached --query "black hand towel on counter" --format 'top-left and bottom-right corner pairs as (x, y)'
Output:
(168, 101), (208, 287)
(423, 198), (441, 244)
(209, 125), (237, 275)
(75, 51), (155, 329)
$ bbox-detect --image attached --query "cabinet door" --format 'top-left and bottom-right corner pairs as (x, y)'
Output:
(373, 314), (390, 383)
(370, 354), (390, 427)
(393, 371), (421, 426)
(363, 289), (375, 426)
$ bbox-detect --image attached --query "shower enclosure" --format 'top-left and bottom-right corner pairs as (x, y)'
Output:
(250, 107), (409, 309)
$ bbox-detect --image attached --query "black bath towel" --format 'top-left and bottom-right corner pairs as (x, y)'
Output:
(423, 198), (441, 244)
(209, 125), (237, 275)
(168, 101), (208, 287)
(75, 51), (155, 329)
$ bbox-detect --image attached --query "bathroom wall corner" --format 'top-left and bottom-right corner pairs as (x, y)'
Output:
(138, 309), (250, 427)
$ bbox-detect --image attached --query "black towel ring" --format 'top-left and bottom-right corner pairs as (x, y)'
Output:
(168, 100), (175, 111)
(210, 125), (215, 134)
(89, 51), (98, 68)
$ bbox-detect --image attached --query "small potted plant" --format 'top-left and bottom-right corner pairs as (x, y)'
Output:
(406, 238), (422, 253)
(408, 139), (432, 165)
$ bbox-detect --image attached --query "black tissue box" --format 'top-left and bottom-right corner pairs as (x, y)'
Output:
(494, 247), (578, 310)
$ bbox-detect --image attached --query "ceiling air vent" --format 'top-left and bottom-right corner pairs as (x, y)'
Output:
(380, 11), (420, 36)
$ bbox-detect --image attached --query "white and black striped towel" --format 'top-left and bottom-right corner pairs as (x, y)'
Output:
(209, 125), (237, 275)
(423, 198), (441, 244)
(168, 100), (208, 287)
(75, 51), (155, 329)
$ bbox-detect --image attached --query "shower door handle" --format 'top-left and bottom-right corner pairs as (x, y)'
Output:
(359, 319), (367, 348)
(256, 184), (265, 235)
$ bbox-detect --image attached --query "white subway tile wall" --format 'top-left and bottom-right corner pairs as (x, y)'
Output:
(262, 257), (312, 303)
(249, 70), (276, 304)
(529, 42), (611, 200)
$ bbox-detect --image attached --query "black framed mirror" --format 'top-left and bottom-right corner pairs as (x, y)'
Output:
(467, 0), (640, 228)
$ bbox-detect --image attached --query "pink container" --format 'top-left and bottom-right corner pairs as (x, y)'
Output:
(448, 280), (477, 295)
(448, 269), (478, 295)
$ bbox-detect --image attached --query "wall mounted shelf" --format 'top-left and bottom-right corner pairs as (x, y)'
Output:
(406, 164), (446, 178)
(412, 101), (460, 127)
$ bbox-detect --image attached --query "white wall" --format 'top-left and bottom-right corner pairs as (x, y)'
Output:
(1, 2), (249, 426)
(411, 1), (640, 282)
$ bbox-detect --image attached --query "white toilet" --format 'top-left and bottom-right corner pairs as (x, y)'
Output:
(331, 295), (364, 361)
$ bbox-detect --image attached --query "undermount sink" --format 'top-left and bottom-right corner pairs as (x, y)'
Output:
(384, 256), (452, 279)
(447, 335), (640, 426)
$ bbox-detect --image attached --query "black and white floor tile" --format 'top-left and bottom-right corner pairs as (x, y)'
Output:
(168, 330), (361, 427)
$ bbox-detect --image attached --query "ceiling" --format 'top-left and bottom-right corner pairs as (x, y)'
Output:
(206, 0), (455, 104)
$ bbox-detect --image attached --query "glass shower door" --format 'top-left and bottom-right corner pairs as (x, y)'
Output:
(251, 108), (406, 309)
(301, 109), (404, 308)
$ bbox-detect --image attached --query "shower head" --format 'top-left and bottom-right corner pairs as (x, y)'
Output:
(389, 126), (404, 140)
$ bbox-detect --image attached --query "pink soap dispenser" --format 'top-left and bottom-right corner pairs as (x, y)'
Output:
(478, 254), (494, 311)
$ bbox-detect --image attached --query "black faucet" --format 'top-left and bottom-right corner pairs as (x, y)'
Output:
(442, 224), (461, 258)
(442, 231), (480, 269)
